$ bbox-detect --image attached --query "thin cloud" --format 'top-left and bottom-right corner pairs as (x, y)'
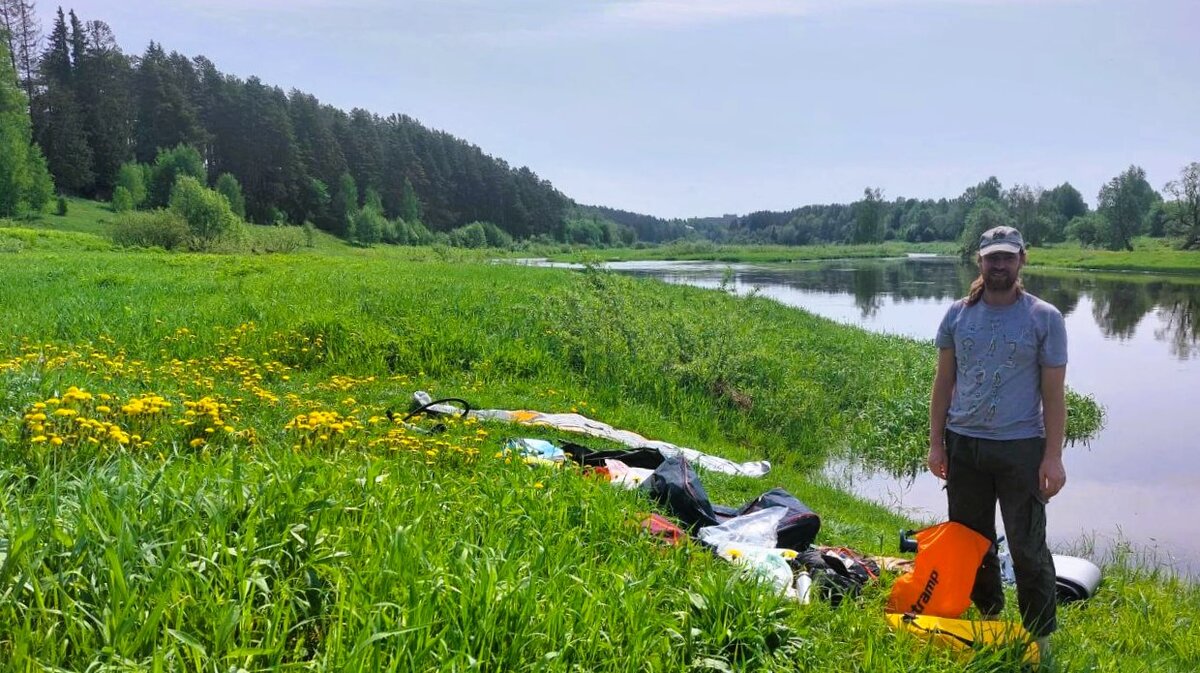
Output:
(606, 0), (815, 24)
(605, 0), (1093, 26)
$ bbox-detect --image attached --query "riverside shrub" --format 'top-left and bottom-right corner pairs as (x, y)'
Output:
(112, 186), (134, 213)
(169, 175), (240, 249)
(110, 210), (191, 249)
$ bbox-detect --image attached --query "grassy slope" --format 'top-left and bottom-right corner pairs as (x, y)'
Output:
(0, 203), (1194, 671)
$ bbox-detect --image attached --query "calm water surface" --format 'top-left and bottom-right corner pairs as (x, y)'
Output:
(594, 257), (1200, 575)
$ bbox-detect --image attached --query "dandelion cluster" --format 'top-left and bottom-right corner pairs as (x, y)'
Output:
(285, 410), (362, 451)
(367, 416), (486, 467)
(266, 329), (328, 368)
(4, 332), (507, 467)
(320, 374), (377, 392)
(21, 387), (165, 452)
(178, 396), (240, 449)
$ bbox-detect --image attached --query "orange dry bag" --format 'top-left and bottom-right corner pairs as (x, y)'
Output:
(886, 521), (991, 618)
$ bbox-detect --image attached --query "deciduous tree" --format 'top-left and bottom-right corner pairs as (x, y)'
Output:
(215, 172), (245, 218)
(169, 174), (238, 247)
(1098, 165), (1158, 251)
(959, 197), (1013, 257)
(852, 187), (885, 244)
(1164, 162), (1200, 250)
(115, 160), (147, 207)
(148, 143), (205, 207)
(0, 30), (52, 216)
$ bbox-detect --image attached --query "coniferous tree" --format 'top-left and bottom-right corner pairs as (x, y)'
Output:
(342, 108), (383, 204)
(19, 16), (576, 241)
(134, 42), (204, 162)
(0, 0), (40, 107)
(34, 7), (92, 193)
(218, 77), (301, 222)
(71, 17), (132, 195)
(289, 91), (345, 226)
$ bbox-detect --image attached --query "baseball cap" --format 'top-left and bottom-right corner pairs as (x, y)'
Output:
(978, 226), (1024, 256)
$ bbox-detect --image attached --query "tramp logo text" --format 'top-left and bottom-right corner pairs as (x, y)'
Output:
(909, 569), (939, 613)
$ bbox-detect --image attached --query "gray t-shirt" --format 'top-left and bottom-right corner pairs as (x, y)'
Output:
(935, 292), (1068, 440)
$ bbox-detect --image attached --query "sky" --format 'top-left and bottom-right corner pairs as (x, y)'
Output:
(38, 0), (1200, 219)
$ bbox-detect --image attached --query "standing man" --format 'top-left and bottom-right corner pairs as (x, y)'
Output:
(927, 225), (1068, 656)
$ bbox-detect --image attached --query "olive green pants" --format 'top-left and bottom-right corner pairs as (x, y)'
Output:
(945, 429), (1057, 637)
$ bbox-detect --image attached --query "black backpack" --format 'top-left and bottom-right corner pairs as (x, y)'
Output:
(640, 456), (721, 531)
(736, 488), (821, 552)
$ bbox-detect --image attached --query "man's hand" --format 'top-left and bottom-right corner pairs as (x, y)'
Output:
(928, 443), (948, 480)
(1039, 455), (1067, 500)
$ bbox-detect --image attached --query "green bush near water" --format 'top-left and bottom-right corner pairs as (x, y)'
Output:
(0, 224), (1192, 670)
(109, 209), (192, 250)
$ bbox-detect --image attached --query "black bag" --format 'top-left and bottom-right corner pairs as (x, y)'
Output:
(640, 456), (720, 531)
(793, 547), (880, 606)
(562, 442), (666, 470)
(736, 488), (821, 552)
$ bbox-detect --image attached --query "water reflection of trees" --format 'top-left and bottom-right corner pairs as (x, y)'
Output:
(1087, 280), (1153, 340)
(853, 267), (885, 317)
(1155, 288), (1200, 359)
(634, 260), (1200, 360)
(1031, 276), (1200, 356)
(739, 261), (1200, 357)
(740, 259), (968, 318)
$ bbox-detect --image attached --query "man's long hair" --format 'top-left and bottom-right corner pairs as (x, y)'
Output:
(964, 252), (1025, 307)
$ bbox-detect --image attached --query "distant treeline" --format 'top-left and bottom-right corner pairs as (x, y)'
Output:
(2, 5), (571, 240)
(587, 169), (1200, 252)
(3, 3), (1197, 249)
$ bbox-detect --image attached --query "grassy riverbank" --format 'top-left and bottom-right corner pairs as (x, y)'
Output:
(552, 237), (1200, 275)
(0, 209), (1193, 671)
(551, 240), (957, 263)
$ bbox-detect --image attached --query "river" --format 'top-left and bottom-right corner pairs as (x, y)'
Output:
(589, 256), (1200, 576)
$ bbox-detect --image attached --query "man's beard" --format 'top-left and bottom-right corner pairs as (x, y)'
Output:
(983, 270), (1016, 291)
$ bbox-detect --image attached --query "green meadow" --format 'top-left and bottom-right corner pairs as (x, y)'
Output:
(0, 204), (1195, 671)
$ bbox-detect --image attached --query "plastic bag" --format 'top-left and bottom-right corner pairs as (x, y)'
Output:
(717, 545), (798, 594)
(698, 506), (787, 550)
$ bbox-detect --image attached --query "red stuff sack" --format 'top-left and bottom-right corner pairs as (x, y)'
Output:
(640, 513), (686, 545)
